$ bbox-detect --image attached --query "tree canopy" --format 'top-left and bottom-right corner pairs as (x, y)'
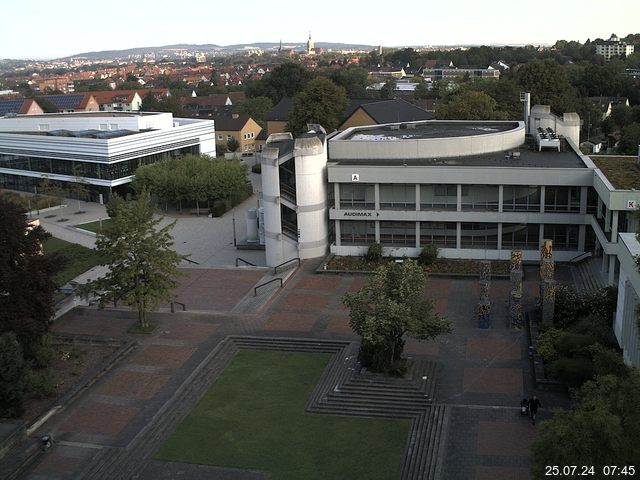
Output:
(81, 190), (183, 328)
(285, 77), (348, 135)
(517, 59), (577, 114)
(140, 92), (184, 117)
(342, 260), (452, 374)
(132, 154), (248, 213)
(530, 369), (640, 476)
(246, 63), (315, 103)
(436, 90), (509, 120)
(0, 198), (62, 357)
(235, 96), (273, 128)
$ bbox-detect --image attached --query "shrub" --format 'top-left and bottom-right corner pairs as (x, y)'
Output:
(30, 334), (56, 370)
(418, 244), (439, 266)
(537, 327), (563, 363)
(569, 314), (617, 348)
(365, 242), (383, 262)
(251, 163), (262, 174)
(0, 333), (28, 418)
(588, 343), (629, 378)
(555, 332), (599, 358)
(549, 357), (594, 388)
(25, 368), (56, 399)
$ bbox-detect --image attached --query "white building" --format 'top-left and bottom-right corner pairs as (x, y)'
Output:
(0, 111), (215, 201)
(595, 34), (635, 62)
(614, 233), (640, 366)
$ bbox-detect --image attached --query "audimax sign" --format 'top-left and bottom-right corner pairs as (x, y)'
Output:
(343, 211), (379, 217)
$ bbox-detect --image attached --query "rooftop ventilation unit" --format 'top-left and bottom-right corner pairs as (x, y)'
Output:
(390, 124), (400, 130)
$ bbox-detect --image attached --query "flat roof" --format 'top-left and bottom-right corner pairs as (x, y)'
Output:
(591, 156), (640, 189)
(6, 112), (158, 118)
(341, 121), (520, 141)
(330, 147), (587, 169)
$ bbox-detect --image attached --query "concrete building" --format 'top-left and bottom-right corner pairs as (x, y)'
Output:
(0, 111), (215, 201)
(595, 34), (635, 62)
(614, 233), (640, 366)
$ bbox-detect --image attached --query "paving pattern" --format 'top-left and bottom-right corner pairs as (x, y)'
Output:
(15, 261), (571, 480)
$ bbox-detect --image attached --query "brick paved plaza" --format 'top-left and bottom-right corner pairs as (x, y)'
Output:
(17, 261), (569, 480)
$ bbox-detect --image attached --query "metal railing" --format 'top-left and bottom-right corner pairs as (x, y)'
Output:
(181, 256), (200, 265)
(569, 251), (593, 263)
(254, 278), (283, 296)
(274, 257), (300, 275)
(236, 257), (256, 267)
(170, 301), (186, 312)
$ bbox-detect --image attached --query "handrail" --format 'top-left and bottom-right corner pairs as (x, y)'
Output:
(569, 251), (592, 263)
(170, 301), (186, 312)
(273, 257), (300, 275)
(254, 278), (283, 296)
(182, 256), (200, 265)
(236, 257), (256, 267)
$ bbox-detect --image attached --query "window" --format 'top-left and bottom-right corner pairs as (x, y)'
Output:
(502, 223), (540, 249)
(217, 135), (223, 140)
(503, 186), (540, 212)
(379, 184), (415, 210)
(340, 220), (375, 245)
(420, 222), (456, 248)
(544, 224), (578, 250)
(544, 186), (580, 212)
(340, 183), (375, 209)
(227, 135), (232, 141)
(461, 185), (499, 211)
(380, 221), (416, 246)
(421, 184), (457, 210)
(460, 223), (498, 249)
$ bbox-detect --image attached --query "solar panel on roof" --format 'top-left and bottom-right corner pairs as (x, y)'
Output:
(41, 95), (84, 109)
(0, 99), (25, 115)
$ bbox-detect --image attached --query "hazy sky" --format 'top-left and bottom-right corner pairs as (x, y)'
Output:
(3, 0), (639, 59)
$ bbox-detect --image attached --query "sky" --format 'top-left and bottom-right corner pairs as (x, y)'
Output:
(2, 0), (640, 59)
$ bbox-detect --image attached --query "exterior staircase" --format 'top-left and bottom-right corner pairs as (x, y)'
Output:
(570, 257), (608, 293)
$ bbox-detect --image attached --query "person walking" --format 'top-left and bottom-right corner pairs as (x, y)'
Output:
(529, 395), (542, 425)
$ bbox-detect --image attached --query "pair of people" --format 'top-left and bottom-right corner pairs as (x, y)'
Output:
(520, 396), (542, 424)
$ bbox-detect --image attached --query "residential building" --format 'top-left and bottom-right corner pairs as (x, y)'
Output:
(595, 34), (635, 61)
(181, 93), (246, 117)
(213, 114), (262, 152)
(92, 91), (143, 112)
(588, 96), (630, 120)
(0, 112), (215, 202)
(0, 98), (44, 116)
(421, 67), (500, 81)
(38, 93), (99, 113)
(339, 99), (434, 130)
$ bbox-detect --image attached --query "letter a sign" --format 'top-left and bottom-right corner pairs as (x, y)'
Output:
(351, 173), (360, 182)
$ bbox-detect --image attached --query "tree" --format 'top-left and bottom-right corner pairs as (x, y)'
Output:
(0, 332), (28, 418)
(246, 63), (315, 103)
(517, 59), (577, 114)
(618, 122), (640, 155)
(286, 77), (348, 135)
(530, 369), (640, 477)
(342, 260), (452, 374)
(0, 198), (62, 358)
(227, 136), (240, 153)
(39, 177), (68, 221)
(70, 166), (90, 213)
(140, 93), (184, 117)
(235, 96), (273, 128)
(436, 90), (508, 120)
(81, 190), (183, 328)
(379, 79), (397, 99)
(331, 66), (370, 98)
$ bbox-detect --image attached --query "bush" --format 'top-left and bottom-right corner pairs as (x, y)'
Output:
(25, 368), (56, 399)
(365, 242), (383, 262)
(588, 343), (629, 378)
(569, 314), (617, 348)
(418, 244), (439, 266)
(210, 199), (231, 217)
(537, 327), (563, 363)
(251, 163), (262, 174)
(0, 333), (28, 418)
(30, 334), (56, 369)
(549, 357), (594, 388)
(554, 285), (618, 328)
(555, 332), (599, 358)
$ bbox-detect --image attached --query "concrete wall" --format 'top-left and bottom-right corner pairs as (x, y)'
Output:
(615, 233), (640, 366)
(529, 106), (580, 147)
(330, 121), (525, 160)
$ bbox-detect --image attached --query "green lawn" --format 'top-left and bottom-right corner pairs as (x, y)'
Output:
(156, 351), (411, 479)
(75, 218), (112, 233)
(43, 237), (104, 285)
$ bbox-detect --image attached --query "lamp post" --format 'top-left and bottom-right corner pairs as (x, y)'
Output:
(232, 208), (237, 247)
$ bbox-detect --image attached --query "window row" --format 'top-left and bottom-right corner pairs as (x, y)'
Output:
(337, 184), (583, 213)
(0, 145), (200, 181)
(339, 221), (579, 250)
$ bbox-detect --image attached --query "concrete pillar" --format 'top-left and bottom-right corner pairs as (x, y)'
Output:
(538, 224), (545, 250)
(457, 184), (462, 212)
(375, 221), (380, 243)
(611, 211), (619, 241)
(415, 184), (420, 212)
(335, 220), (341, 247)
(597, 197), (603, 219)
(579, 186), (588, 215)
(498, 185), (504, 213)
(294, 136), (329, 260)
(456, 222), (461, 249)
(261, 146), (284, 267)
(539, 186), (546, 213)
(605, 208), (611, 233)
(334, 183), (340, 209)
(609, 255), (616, 286)
(415, 221), (420, 248)
(374, 183), (380, 210)
(497, 223), (503, 250)
(578, 224), (586, 251)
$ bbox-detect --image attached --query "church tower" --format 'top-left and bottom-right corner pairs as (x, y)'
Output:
(307, 32), (315, 55)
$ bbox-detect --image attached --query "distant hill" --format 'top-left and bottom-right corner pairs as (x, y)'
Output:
(57, 42), (378, 61)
